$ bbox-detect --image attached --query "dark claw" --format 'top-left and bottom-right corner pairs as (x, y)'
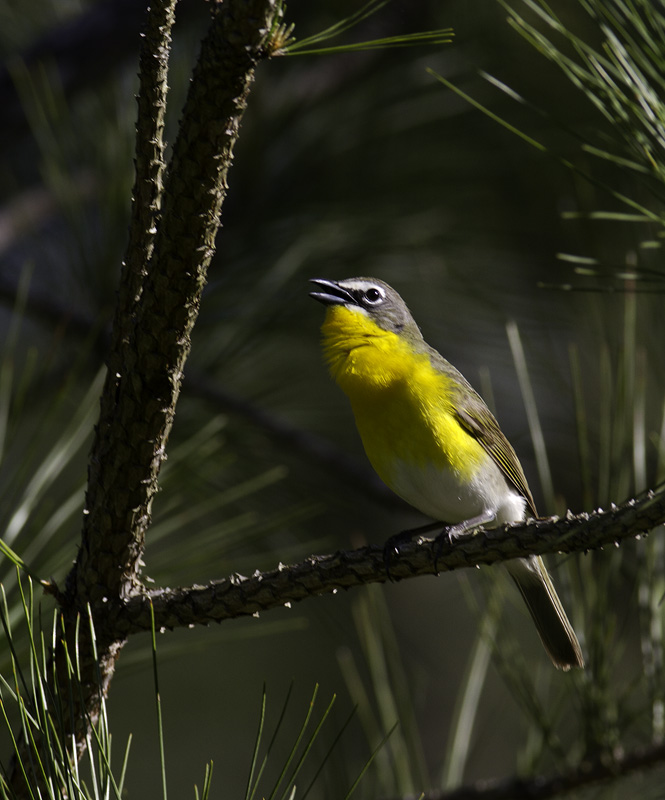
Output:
(383, 530), (414, 581)
(383, 520), (450, 580)
(432, 526), (454, 575)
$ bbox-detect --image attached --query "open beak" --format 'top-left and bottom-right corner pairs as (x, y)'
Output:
(309, 278), (355, 307)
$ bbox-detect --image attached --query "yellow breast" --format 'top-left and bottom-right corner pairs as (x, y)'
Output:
(320, 306), (487, 493)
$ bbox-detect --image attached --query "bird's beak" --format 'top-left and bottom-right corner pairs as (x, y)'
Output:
(309, 278), (355, 307)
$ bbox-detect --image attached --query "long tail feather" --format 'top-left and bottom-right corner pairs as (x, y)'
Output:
(506, 556), (584, 670)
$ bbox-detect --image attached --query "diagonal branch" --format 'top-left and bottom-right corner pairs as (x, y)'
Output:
(71, 0), (283, 610)
(120, 0), (175, 312)
(9, 2), (284, 795)
(109, 486), (665, 636)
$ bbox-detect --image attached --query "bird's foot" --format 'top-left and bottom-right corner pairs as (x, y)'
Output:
(432, 526), (456, 575)
(383, 520), (446, 581)
(432, 512), (493, 573)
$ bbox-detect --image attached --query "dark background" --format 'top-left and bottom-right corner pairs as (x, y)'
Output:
(1, 0), (663, 796)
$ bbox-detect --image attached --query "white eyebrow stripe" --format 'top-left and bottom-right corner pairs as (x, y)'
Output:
(339, 280), (386, 300)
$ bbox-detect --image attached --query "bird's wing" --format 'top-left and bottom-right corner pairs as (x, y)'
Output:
(422, 346), (538, 517)
(453, 386), (538, 518)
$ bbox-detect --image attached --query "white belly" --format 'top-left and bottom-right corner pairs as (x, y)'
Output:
(388, 456), (527, 527)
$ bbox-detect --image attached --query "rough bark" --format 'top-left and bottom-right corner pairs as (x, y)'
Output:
(10, 0), (282, 794)
(106, 488), (665, 636)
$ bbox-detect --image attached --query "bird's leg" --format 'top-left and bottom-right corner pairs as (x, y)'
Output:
(383, 520), (451, 581)
(432, 510), (497, 574)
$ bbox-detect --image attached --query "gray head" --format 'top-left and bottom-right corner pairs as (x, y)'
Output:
(309, 277), (422, 338)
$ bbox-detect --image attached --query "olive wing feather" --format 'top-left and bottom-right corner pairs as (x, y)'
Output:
(427, 348), (538, 518)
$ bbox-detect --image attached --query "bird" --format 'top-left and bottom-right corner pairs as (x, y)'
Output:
(309, 276), (584, 670)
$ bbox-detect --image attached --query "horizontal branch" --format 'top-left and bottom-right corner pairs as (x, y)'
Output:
(110, 486), (665, 636)
(421, 738), (665, 799)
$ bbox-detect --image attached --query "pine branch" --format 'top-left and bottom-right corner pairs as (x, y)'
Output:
(73, 0), (280, 703)
(107, 488), (665, 635)
(120, 0), (175, 313)
(415, 738), (665, 799)
(9, 0), (282, 794)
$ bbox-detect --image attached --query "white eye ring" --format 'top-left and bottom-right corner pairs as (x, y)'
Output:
(363, 287), (384, 305)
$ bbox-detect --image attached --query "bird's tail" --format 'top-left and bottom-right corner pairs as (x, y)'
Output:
(506, 556), (584, 670)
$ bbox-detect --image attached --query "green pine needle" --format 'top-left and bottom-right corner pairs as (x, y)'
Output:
(284, 29), (453, 57)
(282, 0), (452, 56)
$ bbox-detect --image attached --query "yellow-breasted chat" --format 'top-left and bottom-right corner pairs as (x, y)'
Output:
(310, 276), (584, 671)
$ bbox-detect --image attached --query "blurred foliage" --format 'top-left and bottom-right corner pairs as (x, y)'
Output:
(0, 0), (664, 797)
(0, 576), (131, 800)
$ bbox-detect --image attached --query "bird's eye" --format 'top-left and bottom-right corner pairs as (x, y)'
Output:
(363, 287), (384, 305)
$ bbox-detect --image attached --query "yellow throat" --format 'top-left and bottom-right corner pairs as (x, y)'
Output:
(320, 303), (487, 490)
